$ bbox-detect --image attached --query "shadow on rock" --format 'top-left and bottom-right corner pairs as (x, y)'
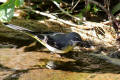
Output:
(37, 54), (120, 74)
(0, 64), (43, 80)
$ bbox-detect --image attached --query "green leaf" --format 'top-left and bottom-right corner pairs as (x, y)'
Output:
(93, 5), (100, 13)
(76, 13), (83, 19)
(0, 0), (15, 22)
(85, 3), (91, 12)
(15, 0), (24, 7)
(112, 3), (120, 14)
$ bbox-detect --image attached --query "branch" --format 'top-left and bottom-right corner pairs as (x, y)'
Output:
(71, 0), (81, 11)
(52, 1), (83, 22)
(24, 6), (113, 30)
(24, 6), (79, 27)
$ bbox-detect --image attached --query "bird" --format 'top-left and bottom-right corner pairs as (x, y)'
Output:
(3, 23), (89, 53)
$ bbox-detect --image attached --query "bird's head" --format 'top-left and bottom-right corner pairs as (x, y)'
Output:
(68, 32), (91, 48)
(67, 32), (83, 46)
(67, 32), (82, 41)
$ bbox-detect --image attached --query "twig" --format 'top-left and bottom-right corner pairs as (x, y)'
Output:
(72, 0), (74, 6)
(52, 1), (83, 21)
(24, 6), (79, 27)
(87, 0), (118, 31)
(71, 0), (81, 11)
(24, 6), (113, 30)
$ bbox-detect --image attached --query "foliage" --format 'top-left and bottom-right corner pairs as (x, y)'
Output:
(112, 3), (120, 15)
(0, 0), (24, 22)
(93, 5), (101, 13)
(0, 0), (119, 22)
(15, 0), (24, 7)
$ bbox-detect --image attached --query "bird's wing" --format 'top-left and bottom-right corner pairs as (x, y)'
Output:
(47, 33), (71, 50)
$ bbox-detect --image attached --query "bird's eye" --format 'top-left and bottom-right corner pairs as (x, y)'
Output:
(74, 36), (81, 41)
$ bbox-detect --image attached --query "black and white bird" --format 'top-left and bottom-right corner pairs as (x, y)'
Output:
(3, 23), (89, 53)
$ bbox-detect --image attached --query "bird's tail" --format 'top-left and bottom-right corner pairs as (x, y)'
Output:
(3, 23), (46, 46)
(3, 23), (33, 32)
(3, 23), (40, 40)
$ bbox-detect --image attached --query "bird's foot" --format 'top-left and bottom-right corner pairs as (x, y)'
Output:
(46, 60), (56, 69)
